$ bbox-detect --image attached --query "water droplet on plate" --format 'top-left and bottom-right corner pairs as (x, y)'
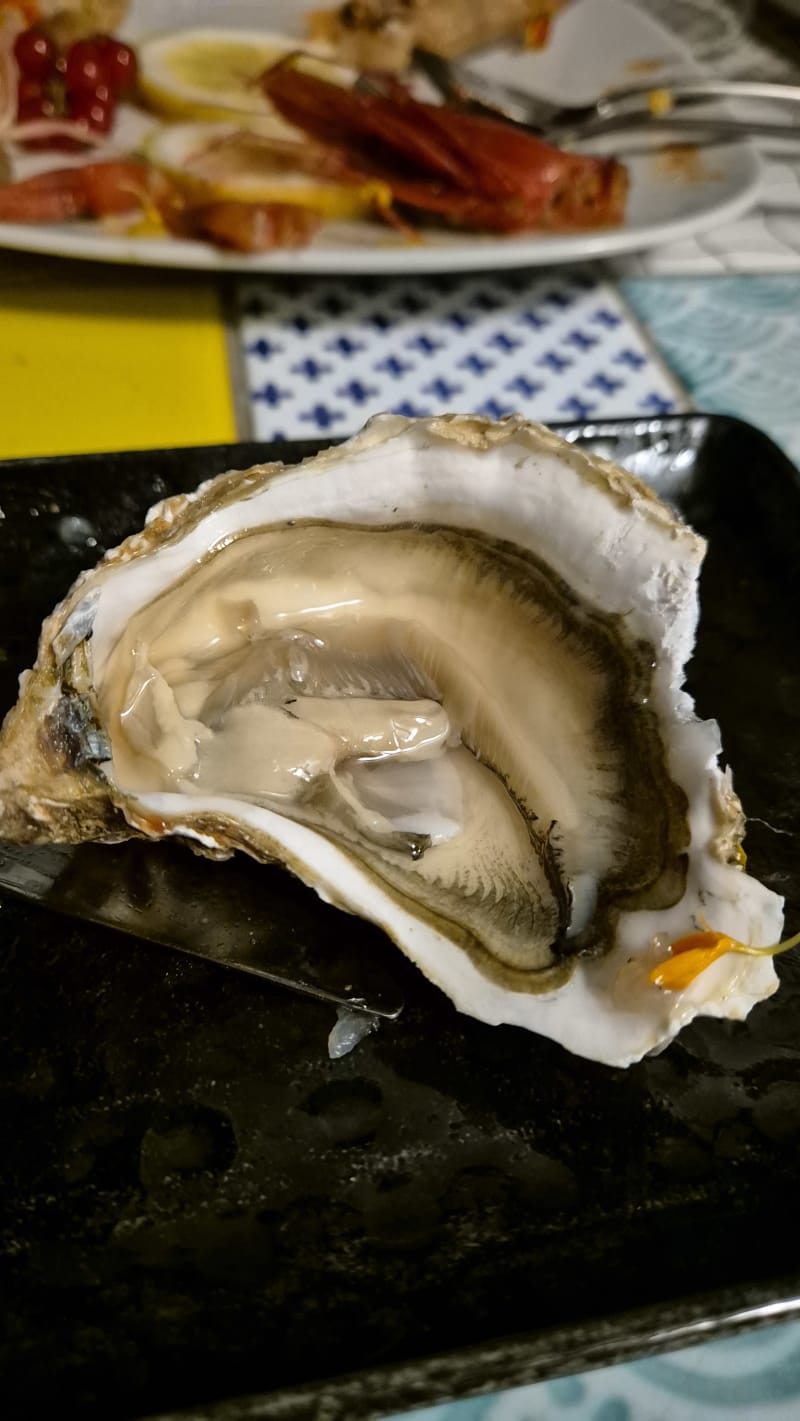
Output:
(57, 514), (99, 551)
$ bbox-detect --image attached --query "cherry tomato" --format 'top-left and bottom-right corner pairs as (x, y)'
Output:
(17, 98), (57, 124)
(65, 39), (110, 96)
(13, 27), (58, 81)
(15, 84), (70, 148)
(17, 77), (46, 105)
(69, 89), (115, 134)
(95, 36), (138, 98)
(16, 83), (56, 124)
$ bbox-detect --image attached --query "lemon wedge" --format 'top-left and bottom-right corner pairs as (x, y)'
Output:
(144, 122), (392, 222)
(137, 27), (349, 128)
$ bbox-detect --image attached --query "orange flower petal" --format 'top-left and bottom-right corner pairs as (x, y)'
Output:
(649, 940), (732, 991)
(670, 930), (736, 958)
(650, 926), (800, 993)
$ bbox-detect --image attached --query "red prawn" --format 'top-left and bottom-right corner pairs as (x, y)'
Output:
(262, 65), (628, 234)
(0, 158), (322, 252)
(0, 159), (149, 221)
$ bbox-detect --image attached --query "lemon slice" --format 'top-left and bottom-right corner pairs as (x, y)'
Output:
(144, 122), (391, 222)
(138, 27), (349, 128)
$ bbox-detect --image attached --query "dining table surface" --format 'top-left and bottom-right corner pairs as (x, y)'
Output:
(1, 3), (800, 1420)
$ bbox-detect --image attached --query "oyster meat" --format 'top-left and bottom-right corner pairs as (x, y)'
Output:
(0, 415), (783, 1065)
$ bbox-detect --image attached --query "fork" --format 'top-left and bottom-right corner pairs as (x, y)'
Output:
(413, 48), (800, 143)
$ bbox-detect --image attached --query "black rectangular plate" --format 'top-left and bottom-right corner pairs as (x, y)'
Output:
(1, 417), (799, 1421)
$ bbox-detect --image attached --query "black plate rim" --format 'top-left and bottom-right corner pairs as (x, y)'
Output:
(1, 410), (797, 483)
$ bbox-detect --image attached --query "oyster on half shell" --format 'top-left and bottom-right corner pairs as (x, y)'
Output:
(0, 415), (783, 1066)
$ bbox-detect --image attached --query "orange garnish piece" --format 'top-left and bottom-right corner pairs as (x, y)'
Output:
(648, 87), (673, 117)
(650, 931), (735, 990)
(650, 927), (800, 992)
(2, 1), (40, 21)
(670, 930), (732, 957)
(525, 16), (552, 48)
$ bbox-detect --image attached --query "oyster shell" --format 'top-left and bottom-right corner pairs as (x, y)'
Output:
(0, 414), (783, 1065)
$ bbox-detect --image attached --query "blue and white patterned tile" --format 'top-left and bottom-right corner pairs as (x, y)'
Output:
(380, 1320), (800, 1421)
(621, 275), (800, 464)
(235, 270), (686, 441)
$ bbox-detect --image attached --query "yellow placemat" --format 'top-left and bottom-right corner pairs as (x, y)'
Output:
(0, 255), (238, 459)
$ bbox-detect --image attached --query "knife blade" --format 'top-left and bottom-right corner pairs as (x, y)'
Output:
(0, 838), (404, 1020)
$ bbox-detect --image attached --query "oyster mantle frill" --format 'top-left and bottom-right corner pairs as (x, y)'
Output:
(0, 415), (784, 1065)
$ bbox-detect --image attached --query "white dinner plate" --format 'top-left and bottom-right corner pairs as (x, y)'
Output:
(0, 0), (762, 272)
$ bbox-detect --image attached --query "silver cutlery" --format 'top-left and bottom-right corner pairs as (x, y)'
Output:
(413, 49), (800, 143)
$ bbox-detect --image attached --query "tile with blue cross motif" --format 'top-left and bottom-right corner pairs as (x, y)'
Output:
(235, 269), (687, 441)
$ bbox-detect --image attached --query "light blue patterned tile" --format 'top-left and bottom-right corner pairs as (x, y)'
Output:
(621, 276), (800, 464)
(235, 270), (685, 440)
